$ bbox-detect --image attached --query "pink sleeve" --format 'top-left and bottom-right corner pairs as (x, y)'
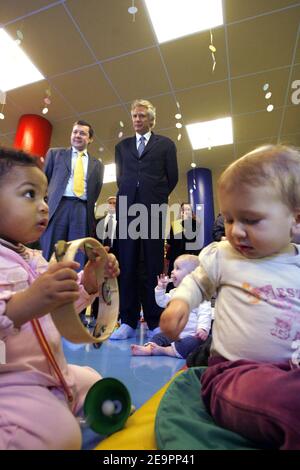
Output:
(0, 290), (20, 339)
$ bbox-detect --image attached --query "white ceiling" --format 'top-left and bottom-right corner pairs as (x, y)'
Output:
(0, 0), (299, 203)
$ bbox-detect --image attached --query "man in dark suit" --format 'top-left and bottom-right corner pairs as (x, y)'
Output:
(95, 196), (118, 255)
(40, 120), (104, 267)
(110, 99), (178, 340)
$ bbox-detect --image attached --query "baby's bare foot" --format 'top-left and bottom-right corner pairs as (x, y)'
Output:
(131, 344), (152, 356)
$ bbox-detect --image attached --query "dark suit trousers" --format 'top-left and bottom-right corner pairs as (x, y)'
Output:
(40, 197), (88, 269)
(117, 201), (164, 330)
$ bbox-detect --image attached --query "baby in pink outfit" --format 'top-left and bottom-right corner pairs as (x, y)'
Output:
(0, 147), (119, 450)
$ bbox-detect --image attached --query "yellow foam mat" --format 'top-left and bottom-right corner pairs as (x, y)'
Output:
(95, 371), (183, 450)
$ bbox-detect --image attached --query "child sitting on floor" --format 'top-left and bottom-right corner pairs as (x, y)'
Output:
(0, 147), (119, 450)
(131, 254), (212, 358)
(160, 144), (300, 450)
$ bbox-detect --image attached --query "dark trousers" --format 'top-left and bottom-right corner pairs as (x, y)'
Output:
(151, 333), (204, 359)
(201, 357), (300, 449)
(117, 191), (166, 330)
(40, 197), (88, 269)
(118, 235), (164, 329)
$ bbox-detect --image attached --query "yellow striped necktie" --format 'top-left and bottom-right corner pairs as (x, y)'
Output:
(73, 151), (85, 197)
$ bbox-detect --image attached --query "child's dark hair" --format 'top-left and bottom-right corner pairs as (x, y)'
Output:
(0, 147), (39, 185)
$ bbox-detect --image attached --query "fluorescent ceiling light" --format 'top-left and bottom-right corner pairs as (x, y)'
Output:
(103, 163), (116, 184)
(0, 28), (44, 92)
(144, 0), (223, 44)
(186, 117), (233, 150)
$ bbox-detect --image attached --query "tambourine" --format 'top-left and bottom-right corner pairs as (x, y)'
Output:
(50, 238), (119, 344)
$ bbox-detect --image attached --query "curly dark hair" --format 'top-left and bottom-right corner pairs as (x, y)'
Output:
(0, 147), (39, 185)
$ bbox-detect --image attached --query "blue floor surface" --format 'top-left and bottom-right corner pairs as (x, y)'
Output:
(63, 325), (185, 449)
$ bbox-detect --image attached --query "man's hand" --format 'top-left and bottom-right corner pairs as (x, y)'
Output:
(104, 249), (120, 278)
(159, 299), (190, 341)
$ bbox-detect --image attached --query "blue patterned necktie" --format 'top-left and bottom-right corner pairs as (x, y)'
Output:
(138, 136), (145, 157)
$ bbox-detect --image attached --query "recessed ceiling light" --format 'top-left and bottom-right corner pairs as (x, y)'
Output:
(186, 117), (233, 150)
(267, 104), (274, 112)
(0, 28), (44, 92)
(144, 0), (223, 44)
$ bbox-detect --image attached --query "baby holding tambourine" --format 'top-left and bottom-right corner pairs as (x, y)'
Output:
(0, 147), (119, 450)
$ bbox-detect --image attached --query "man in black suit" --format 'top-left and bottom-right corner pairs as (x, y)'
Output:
(40, 120), (104, 266)
(95, 196), (118, 255)
(110, 99), (178, 340)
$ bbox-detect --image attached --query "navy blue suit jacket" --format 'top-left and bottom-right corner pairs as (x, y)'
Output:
(115, 133), (178, 208)
(44, 147), (104, 235)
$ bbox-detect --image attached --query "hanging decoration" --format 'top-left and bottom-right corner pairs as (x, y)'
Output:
(118, 120), (124, 139)
(42, 88), (52, 115)
(15, 29), (24, 46)
(209, 30), (216, 73)
(128, 0), (138, 22)
(207, 136), (212, 150)
(0, 90), (6, 120)
(175, 101), (182, 141)
(262, 83), (274, 112)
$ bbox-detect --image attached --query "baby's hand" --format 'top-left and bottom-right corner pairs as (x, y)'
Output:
(195, 328), (209, 341)
(83, 249), (120, 294)
(6, 261), (80, 327)
(104, 250), (120, 278)
(157, 273), (170, 289)
(159, 299), (189, 340)
(30, 261), (80, 314)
